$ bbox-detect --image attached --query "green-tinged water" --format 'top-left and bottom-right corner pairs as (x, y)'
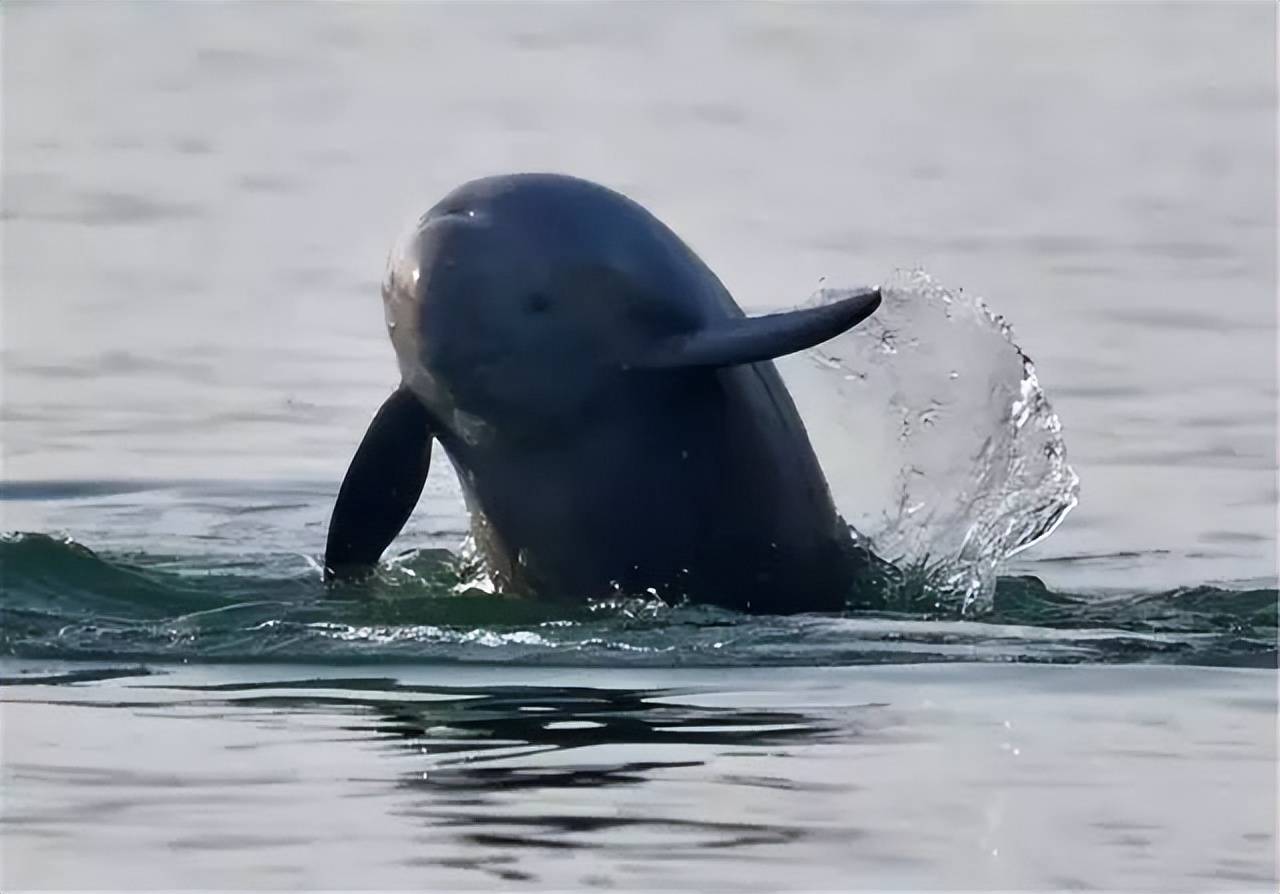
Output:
(2, 2), (1276, 891)
(1, 530), (1275, 667)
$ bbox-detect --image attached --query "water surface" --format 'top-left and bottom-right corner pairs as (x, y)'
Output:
(2, 3), (1276, 890)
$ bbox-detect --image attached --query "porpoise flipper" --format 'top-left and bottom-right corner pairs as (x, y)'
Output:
(634, 288), (881, 370)
(324, 386), (433, 581)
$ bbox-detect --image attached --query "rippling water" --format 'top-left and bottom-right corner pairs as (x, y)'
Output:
(2, 2), (1276, 890)
(4, 661), (1274, 890)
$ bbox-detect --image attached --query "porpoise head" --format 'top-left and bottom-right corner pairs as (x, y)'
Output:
(381, 173), (880, 442)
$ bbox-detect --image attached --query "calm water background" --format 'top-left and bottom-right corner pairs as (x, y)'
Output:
(2, 2), (1276, 890)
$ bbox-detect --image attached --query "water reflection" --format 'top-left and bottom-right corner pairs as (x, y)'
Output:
(156, 677), (845, 881)
(365, 684), (835, 880)
(161, 678), (829, 750)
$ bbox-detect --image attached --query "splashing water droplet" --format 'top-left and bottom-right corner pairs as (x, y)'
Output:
(781, 269), (1079, 614)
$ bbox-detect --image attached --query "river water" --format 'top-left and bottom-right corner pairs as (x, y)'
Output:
(2, 3), (1276, 891)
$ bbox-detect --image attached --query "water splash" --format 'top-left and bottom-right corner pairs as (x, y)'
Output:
(781, 270), (1080, 614)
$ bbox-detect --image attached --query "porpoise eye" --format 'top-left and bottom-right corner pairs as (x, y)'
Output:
(525, 292), (553, 314)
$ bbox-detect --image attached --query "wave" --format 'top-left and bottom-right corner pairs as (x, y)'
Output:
(2, 534), (1273, 667)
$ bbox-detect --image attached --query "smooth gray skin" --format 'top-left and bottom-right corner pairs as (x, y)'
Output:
(325, 173), (882, 613)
